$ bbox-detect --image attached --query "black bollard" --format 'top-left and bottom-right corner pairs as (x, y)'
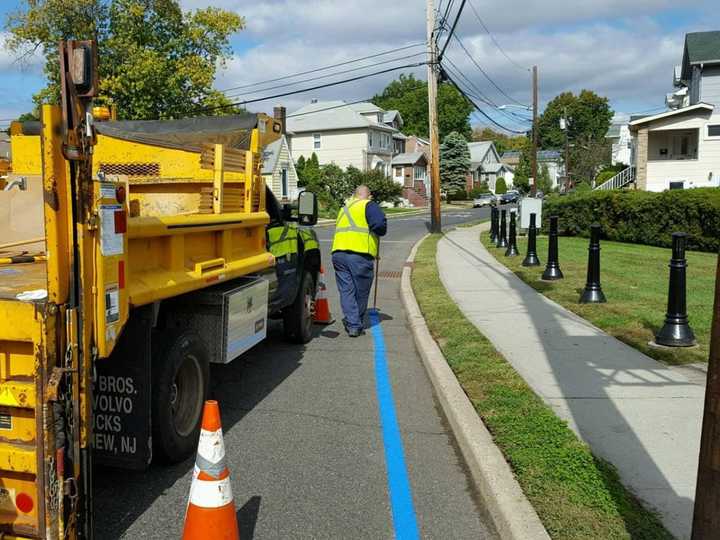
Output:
(496, 209), (508, 248)
(579, 224), (607, 303)
(541, 215), (564, 280)
(505, 210), (519, 256)
(522, 212), (541, 267)
(490, 207), (498, 243)
(655, 232), (696, 347)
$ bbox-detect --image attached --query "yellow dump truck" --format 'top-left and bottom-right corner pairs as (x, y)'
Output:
(0, 41), (320, 538)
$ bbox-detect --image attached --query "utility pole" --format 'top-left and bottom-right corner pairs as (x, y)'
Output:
(531, 65), (538, 197)
(427, 0), (441, 233)
(692, 252), (720, 539)
(561, 107), (570, 192)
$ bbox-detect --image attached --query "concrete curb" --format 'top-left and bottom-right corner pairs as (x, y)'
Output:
(400, 226), (551, 540)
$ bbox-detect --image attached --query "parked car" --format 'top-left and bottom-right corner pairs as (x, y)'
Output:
(472, 193), (496, 207)
(499, 191), (519, 204)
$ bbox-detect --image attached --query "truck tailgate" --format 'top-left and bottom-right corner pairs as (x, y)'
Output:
(0, 298), (48, 538)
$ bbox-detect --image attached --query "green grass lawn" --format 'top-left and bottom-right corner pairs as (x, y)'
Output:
(481, 233), (716, 365)
(412, 234), (672, 540)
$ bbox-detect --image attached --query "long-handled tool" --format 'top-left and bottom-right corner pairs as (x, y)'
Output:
(372, 241), (381, 311)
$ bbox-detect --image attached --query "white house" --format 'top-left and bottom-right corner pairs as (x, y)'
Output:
(626, 31), (720, 191)
(286, 101), (402, 175)
(606, 122), (632, 166)
(262, 134), (298, 202)
(465, 141), (514, 192)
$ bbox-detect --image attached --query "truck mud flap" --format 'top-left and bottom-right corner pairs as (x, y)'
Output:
(93, 307), (152, 470)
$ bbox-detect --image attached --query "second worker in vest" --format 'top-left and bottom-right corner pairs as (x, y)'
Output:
(331, 185), (387, 337)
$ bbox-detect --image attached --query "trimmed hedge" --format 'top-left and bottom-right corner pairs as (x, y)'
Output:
(541, 188), (720, 252)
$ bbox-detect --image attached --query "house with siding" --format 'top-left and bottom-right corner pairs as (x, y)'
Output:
(465, 141), (513, 192)
(262, 134), (298, 202)
(286, 101), (400, 175)
(392, 152), (429, 207)
(623, 31), (720, 191)
(502, 149), (565, 190)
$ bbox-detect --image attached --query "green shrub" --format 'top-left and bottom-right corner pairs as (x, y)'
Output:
(495, 177), (508, 194)
(594, 170), (617, 186)
(542, 188), (720, 252)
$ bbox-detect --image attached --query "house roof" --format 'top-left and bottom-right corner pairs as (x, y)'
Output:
(501, 150), (562, 161)
(628, 102), (714, 127)
(685, 31), (720, 65)
(681, 31), (720, 80)
(467, 141), (494, 162)
(261, 137), (282, 175)
(287, 101), (396, 133)
(481, 162), (512, 173)
(383, 110), (403, 127)
(392, 151), (426, 166)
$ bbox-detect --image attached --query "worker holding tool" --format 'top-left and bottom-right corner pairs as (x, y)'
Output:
(331, 185), (387, 337)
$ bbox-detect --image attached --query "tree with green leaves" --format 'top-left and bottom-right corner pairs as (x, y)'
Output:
(5, 0), (244, 119)
(495, 177), (508, 194)
(536, 164), (552, 194)
(537, 90), (613, 149)
(439, 131), (470, 195)
(371, 73), (473, 139)
(511, 138), (533, 194)
(295, 153), (320, 187)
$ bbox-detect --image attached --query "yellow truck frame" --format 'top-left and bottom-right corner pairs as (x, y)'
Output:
(0, 40), (319, 539)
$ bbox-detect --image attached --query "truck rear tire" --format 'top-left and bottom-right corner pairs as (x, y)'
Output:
(283, 271), (314, 344)
(152, 331), (210, 463)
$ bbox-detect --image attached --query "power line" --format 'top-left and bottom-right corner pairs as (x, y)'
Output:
(216, 43), (425, 95)
(450, 33), (527, 107)
(444, 71), (527, 134)
(466, 0), (528, 72)
(222, 52), (426, 100)
(442, 56), (530, 126)
(189, 62), (427, 115)
(438, 0), (467, 61)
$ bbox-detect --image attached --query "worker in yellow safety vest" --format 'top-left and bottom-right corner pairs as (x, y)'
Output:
(331, 185), (387, 337)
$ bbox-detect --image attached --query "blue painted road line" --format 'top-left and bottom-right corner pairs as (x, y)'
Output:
(369, 309), (420, 540)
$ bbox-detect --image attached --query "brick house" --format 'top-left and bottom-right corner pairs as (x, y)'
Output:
(392, 152), (429, 207)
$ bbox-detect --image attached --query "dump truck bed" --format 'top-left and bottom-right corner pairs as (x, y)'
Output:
(0, 263), (47, 301)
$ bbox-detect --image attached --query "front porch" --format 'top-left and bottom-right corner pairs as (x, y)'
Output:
(629, 103), (717, 191)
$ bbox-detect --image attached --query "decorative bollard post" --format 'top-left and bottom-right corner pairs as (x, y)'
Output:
(542, 215), (564, 280)
(496, 209), (508, 248)
(579, 224), (607, 303)
(522, 212), (541, 267)
(505, 210), (519, 257)
(490, 207), (498, 243)
(655, 232), (696, 347)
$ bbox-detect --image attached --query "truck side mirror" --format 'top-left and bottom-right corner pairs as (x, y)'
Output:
(297, 191), (318, 226)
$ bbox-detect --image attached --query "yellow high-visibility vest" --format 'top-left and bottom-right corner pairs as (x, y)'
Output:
(331, 198), (378, 257)
(267, 223), (298, 259)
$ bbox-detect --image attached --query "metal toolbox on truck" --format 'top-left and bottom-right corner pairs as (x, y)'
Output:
(168, 277), (270, 364)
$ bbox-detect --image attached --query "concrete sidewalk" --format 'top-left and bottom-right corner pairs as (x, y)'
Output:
(437, 225), (705, 540)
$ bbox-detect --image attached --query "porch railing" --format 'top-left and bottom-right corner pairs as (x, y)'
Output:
(594, 166), (636, 191)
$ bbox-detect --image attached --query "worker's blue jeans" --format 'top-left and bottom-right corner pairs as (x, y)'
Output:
(332, 250), (375, 332)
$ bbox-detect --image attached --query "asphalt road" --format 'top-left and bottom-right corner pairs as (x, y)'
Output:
(94, 205), (494, 539)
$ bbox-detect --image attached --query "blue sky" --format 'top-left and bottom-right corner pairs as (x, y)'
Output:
(0, 0), (716, 132)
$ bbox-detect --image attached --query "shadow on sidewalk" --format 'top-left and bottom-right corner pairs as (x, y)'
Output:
(441, 230), (697, 539)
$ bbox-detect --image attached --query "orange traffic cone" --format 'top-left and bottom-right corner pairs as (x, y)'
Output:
(313, 265), (335, 325)
(182, 400), (239, 540)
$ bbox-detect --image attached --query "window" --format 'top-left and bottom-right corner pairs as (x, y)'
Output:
(414, 166), (427, 181)
(669, 181), (685, 190)
(281, 168), (289, 198)
(708, 124), (720, 138)
(313, 133), (321, 149)
(395, 166), (403, 178)
(368, 132), (374, 148)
